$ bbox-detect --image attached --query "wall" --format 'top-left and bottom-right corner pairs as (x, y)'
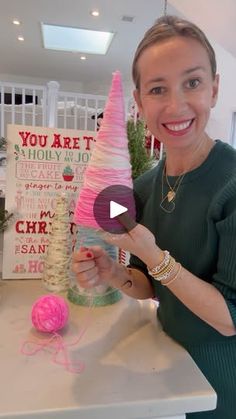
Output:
(169, 0), (236, 145)
(0, 73), (83, 94)
(82, 78), (133, 97)
(207, 41), (236, 145)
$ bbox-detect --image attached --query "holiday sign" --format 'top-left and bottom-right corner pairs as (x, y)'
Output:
(2, 124), (96, 279)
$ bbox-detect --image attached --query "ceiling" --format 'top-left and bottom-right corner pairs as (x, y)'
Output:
(0, 0), (235, 94)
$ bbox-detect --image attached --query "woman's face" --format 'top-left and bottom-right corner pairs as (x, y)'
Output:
(134, 36), (219, 152)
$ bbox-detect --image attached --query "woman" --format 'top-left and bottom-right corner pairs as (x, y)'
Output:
(72, 16), (236, 418)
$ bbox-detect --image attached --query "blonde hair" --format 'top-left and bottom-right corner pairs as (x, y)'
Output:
(132, 15), (217, 89)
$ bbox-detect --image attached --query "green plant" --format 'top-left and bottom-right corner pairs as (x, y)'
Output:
(127, 119), (154, 179)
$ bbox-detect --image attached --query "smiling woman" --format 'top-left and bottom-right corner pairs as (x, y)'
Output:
(133, 36), (219, 170)
(72, 15), (236, 419)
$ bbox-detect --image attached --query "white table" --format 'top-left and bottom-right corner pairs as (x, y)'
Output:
(0, 280), (216, 419)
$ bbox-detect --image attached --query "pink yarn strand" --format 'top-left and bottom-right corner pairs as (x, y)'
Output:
(20, 294), (94, 374)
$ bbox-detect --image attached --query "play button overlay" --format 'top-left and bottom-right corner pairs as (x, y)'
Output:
(110, 201), (127, 219)
(93, 185), (138, 234)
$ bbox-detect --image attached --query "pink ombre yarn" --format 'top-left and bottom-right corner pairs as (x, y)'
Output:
(31, 295), (69, 333)
(74, 70), (135, 229)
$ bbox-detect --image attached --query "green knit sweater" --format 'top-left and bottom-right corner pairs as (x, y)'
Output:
(130, 140), (236, 419)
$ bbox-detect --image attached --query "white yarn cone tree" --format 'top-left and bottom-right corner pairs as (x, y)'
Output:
(42, 194), (71, 292)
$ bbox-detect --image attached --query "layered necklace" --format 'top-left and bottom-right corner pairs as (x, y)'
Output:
(160, 164), (186, 213)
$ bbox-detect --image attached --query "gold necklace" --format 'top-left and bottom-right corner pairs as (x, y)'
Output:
(160, 163), (186, 213)
(165, 165), (185, 203)
(159, 137), (214, 213)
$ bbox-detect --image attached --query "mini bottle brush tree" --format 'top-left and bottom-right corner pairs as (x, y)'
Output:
(0, 137), (13, 232)
(127, 119), (154, 180)
(0, 209), (13, 233)
(0, 137), (7, 151)
(118, 119), (154, 266)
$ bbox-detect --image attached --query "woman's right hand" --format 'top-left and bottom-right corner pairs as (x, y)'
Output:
(72, 246), (116, 289)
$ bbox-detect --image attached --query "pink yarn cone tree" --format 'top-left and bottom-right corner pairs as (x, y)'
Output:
(70, 71), (134, 306)
(74, 70), (134, 228)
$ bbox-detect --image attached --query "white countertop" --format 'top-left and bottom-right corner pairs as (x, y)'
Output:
(0, 280), (216, 419)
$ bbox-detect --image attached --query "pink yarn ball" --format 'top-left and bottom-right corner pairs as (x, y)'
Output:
(31, 295), (69, 333)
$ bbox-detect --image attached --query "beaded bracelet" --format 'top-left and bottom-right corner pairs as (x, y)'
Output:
(148, 256), (176, 282)
(148, 250), (170, 275)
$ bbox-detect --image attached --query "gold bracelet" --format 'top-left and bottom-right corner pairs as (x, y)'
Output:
(155, 256), (175, 276)
(148, 250), (170, 274)
(162, 263), (182, 287)
(148, 257), (176, 282)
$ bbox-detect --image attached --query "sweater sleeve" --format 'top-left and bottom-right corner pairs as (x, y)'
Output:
(211, 178), (236, 327)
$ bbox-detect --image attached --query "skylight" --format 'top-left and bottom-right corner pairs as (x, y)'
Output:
(41, 23), (114, 55)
